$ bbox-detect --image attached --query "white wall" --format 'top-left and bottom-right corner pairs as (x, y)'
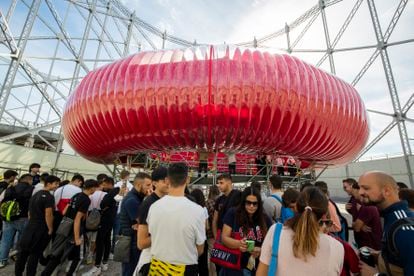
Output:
(0, 142), (109, 179)
(318, 155), (414, 198)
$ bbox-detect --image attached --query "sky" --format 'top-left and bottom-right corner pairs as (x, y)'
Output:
(0, 0), (413, 159)
(122, 0), (414, 158)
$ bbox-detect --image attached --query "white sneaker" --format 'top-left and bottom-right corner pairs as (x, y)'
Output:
(101, 262), (108, 271)
(83, 266), (102, 276)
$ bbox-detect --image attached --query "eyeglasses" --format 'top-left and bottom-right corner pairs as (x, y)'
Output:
(318, 219), (333, 227)
(245, 200), (258, 207)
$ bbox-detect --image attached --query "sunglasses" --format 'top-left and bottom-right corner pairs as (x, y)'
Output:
(245, 200), (259, 207)
(319, 219), (333, 227)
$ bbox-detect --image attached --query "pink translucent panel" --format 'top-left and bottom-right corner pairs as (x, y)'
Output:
(62, 45), (369, 164)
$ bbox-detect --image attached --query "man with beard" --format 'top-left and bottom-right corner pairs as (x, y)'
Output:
(343, 178), (359, 220)
(212, 174), (241, 274)
(358, 171), (414, 276)
(119, 172), (152, 276)
(136, 166), (169, 275)
(349, 182), (382, 250)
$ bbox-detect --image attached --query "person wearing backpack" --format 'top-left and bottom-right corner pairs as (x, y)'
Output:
(263, 175), (284, 223)
(0, 173), (34, 269)
(0, 170), (18, 196)
(0, 170), (18, 238)
(358, 171), (414, 276)
(280, 188), (299, 223)
(53, 174), (84, 237)
(85, 176), (117, 275)
(41, 179), (98, 276)
(256, 187), (344, 275)
(84, 175), (107, 265)
(14, 175), (60, 276)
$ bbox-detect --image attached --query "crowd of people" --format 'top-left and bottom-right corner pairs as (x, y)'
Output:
(0, 162), (413, 276)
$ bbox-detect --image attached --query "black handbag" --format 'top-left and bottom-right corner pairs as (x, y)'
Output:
(113, 235), (131, 263)
(56, 216), (74, 237)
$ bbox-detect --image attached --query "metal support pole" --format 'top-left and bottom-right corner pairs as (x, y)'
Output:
(52, 129), (64, 171)
(162, 30), (166, 49)
(345, 164), (350, 178)
(367, 0), (413, 187)
(93, 2), (110, 69)
(285, 23), (291, 53)
(6, 0), (17, 22)
(0, 0), (42, 120)
(69, 0), (95, 93)
(35, 2), (70, 125)
(53, 0), (96, 173)
(123, 12), (135, 56)
(319, 0), (336, 74)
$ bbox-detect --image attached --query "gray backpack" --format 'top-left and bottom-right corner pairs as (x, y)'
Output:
(86, 208), (101, 230)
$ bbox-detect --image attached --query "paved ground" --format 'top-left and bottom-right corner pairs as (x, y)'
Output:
(0, 258), (122, 275)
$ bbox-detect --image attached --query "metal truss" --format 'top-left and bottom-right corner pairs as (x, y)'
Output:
(366, 0), (412, 185)
(0, 0), (412, 185)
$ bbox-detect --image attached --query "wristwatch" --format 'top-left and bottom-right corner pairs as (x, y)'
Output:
(373, 273), (387, 276)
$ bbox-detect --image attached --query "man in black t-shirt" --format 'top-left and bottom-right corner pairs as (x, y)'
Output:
(212, 174), (241, 238)
(0, 174), (33, 269)
(0, 170), (18, 241)
(212, 174), (241, 274)
(0, 170), (18, 194)
(15, 175), (60, 276)
(136, 166), (169, 275)
(42, 179), (99, 276)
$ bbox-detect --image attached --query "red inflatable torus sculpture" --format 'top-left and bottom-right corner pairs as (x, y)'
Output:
(62, 45), (369, 164)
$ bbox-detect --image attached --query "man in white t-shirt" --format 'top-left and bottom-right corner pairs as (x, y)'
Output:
(54, 174), (84, 215)
(32, 172), (51, 195)
(263, 175), (284, 223)
(147, 163), (206, 274)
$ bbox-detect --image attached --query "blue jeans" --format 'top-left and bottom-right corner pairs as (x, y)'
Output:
(0, 218), (28, 261)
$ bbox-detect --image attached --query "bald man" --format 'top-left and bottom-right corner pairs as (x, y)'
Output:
(358, 171), (414, 276)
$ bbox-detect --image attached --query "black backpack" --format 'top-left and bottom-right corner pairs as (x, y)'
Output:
(382, 217), (414, 275)
(384, 217), (414, 259)
(86, 208), (101, 230)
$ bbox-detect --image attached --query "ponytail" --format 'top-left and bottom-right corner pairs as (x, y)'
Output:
(286, 187), (328, 261)
(291, 207), (319, 260)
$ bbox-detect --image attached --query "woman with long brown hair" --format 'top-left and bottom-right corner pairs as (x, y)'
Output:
(257, 187), (344, 276)
(220, 186), (271, 275)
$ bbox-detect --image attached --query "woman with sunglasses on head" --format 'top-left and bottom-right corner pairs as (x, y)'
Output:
(220, 186), (271, 276)
(257, 187), (344, 276)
